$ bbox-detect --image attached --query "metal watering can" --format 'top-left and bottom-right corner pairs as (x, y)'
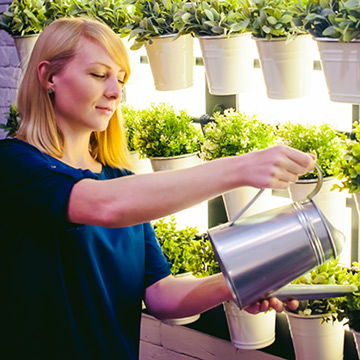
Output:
(207, 164), (346, 309)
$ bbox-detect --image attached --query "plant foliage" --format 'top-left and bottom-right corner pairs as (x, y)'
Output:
(290, 258), (350, 321)
(200, 108), (275, 161)
(175, 0), (250, 37)
(133, 102), (204, 158)
(120, 102), (142, 152)
(246, 0), (307, 40)
(332, 122), (360, 193)
(0, 103), (21, 138)
(305, 0), (360, 41)
(275, 121), (344, 179)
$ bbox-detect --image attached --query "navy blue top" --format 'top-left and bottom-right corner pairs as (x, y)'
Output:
(0, 138), (171, 359)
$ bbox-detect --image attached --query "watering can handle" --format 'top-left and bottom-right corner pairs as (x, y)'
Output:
(228, 163), (323, 227)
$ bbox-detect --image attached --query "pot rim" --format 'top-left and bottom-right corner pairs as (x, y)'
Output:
(197, 32), (250, 40)
(315, 37), (360, 43)
(285, 310), (333, 320)
(149, 152), (200, 161)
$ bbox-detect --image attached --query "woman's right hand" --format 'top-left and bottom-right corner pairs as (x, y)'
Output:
(234, 145), (316, 190)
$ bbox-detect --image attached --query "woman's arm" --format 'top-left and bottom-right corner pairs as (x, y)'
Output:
(68, 145), (315, 227)
(144, 273), (298, 319)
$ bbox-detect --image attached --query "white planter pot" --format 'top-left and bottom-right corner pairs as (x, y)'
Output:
(130, 151), (153, 174)
(288, 176), (347, 235)
(145, 34), (194, 91)
(198, 33), (255, 95)
(255, 35), (313, 99)
(162, 272), (200, 326)
(353, 193), (360, 216)
(223, 301), (276, 349)
(222, 187), (274, 221)
(316, 38), (360, 103)
(286, 312), (345, 360)
(13, 34), (39, 70)
(150, 153), (201, 172)
(351, 328), (360, 359)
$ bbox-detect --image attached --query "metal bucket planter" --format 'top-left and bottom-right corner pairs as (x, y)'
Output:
(288, 176), (347, 236)
(13, 34), (39, 71)
(352, 193), (360, 216)
(130, 151), (153, 174)
(286, 312), (346, 360)
(351, 329), (360, 359)
(198, 32), (255, 95)
(255, 35), (313, 99)
(145, 34), (194, 91)
(150, 153), (201, 172)
(223, 301), (276, 349)
(222, 187), (274, 220)
(316, 38), (360, 103)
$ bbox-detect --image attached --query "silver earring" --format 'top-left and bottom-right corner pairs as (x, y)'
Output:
(48, 88), (54, 95)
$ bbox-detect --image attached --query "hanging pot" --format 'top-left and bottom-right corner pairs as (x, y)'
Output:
(150, 153), (201, 172)
(145, 34), (194, 91)
(207, 164), (345, 309)
(13, 34), (39, 71)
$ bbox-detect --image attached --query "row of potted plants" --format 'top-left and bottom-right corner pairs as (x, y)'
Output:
(152, 212), (360, 359)
(2, 0), (360, 101)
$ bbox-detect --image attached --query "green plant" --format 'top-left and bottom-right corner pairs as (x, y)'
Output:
(120, 102), (142, 152)
(332, 122), (360, 193)
(153, 216), (199, 275)
(200, 108), (275, 161)
(70, 0), (133, 36)
(126, 0), (186, 49)
(275, 121), (344, 179)
(133, 102), (204, 158)
(305, 0), (360, 42)
(336, 263), (360, 331)
(289, 258), (350, 321)
(0, 103), (21, 138)
(175, 0), (250, 37)
(246, 0), (307, 41)
(0, 0), (48, 36)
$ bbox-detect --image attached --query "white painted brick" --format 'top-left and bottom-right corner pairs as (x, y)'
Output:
(0, 87), (17, 108)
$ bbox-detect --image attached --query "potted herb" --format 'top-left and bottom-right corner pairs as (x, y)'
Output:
(133, 102), (203, 171)
(125, 0), (194, 90)
(175, 0), (254, 95)
(286, 258), (350, 360)
(275, 121), (346, 234)
(304, 0), (360, 103)
(200, 108), (276, 219)
(120, 102), (153, 174)
(332, 121), (360, 214)
(0, 103), (21, 138)
(245, 0), (314, 99)
(188, 232), (277, 350)
(152, 215), (201, 325)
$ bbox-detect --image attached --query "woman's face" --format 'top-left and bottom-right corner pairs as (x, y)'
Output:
(51, 37), (125, 135)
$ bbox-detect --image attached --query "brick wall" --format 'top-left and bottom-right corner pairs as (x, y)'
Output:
(0, 0), (21, 139)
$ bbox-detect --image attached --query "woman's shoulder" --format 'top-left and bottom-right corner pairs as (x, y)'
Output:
(101, 165), (134, 179)
(0, 138), (41, 155)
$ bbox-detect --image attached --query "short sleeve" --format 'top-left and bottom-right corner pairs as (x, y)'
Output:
(143, 222), (172, 288)
(0, 139), (97, 231)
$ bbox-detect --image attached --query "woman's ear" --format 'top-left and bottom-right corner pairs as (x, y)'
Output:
(37, 60), (54, 92)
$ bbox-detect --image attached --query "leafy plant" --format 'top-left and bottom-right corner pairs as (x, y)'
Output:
(0, 0), (48, 36)
(305, 0), (360, 42)
(200, 108), (275, 161)
(174, 0), (250, 37)
(120, 102), (142, 152)
(0, 103), (21, 138)
(126, 0), (186, 49)
(133, 102), (204, 158)
(289, 258), (350, 321)
(336, 263), (360, 331)
(70, 0), (133, 36)
(275, 121), (344, 179)
(332, 122), (360, 193)
(153, 216), (199, 275)
(246, 0), (307, 41)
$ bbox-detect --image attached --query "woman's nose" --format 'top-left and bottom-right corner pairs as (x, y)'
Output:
(105, 77), (122, 99)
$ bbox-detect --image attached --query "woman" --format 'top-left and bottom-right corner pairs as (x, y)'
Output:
(0, 17), (315, 359)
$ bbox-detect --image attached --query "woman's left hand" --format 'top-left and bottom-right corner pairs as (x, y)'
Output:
(245, 298), (299, 314)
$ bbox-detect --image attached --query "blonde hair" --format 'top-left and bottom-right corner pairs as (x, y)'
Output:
(16, 17), (132, 169)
